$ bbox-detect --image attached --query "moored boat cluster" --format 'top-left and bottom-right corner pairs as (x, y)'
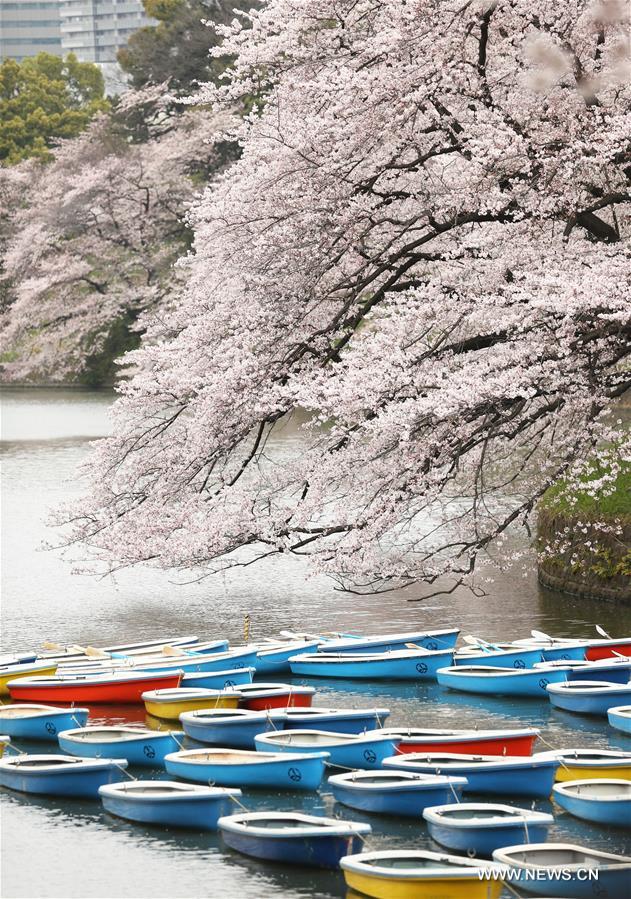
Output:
(1, 625), (631, 898)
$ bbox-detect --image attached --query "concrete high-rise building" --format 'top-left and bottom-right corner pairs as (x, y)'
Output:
(0, 1), (62, 62)
(1, 1), (155, 90)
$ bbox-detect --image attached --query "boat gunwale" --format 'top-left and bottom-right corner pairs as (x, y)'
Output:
(492, 842), (631, 871)
(422, 802), (554, 828)
(218, 810), (371, 838)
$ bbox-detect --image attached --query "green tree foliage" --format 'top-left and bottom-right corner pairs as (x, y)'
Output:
(118, 0), (254, 92)
(0, 53), (108, 165)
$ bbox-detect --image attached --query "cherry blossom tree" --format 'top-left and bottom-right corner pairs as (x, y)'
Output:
(64, 0), (630, 593)
(0, 90), (232, 382)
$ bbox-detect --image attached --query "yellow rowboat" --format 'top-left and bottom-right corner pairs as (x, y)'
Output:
(538, 748), (631, 782)
(340, 850), (503, 899)
(0, 662), (58, 696)
(142, 688), (240, 720)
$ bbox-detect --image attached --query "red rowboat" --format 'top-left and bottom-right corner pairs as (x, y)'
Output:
(237, 683), (315, 711)
(379, 727), (539, 757)
(7, 669), (183, 704)
(584, 639), (631, 661)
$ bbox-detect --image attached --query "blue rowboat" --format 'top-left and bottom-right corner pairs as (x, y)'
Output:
(255, 641), (320, 674)
(329, 770), (468, 817)
(383, 753), (560, 797)
(181, 667), (255, 690)
(289, 649), (454, 680)
(492, 843), (631, 898)
(423, 803), (553, 858)
(58, 726), (184, 767)
(317, 628), (460, 654)
(59, 653), (237, 677)
(535, 658), (631, 684)
(547, 680), (631, 715)
(454, 647), (543, 669)
(164, 747), (328, 790)
(0, 704), (89, 741)
(608, 705), (631, 734)
(437, 665), (570, 697)
(218, 811), (371, 869)
(273, 707), (391, 735)
(254, 729), (399, 769)
(340, 849), (505, 899)
(510, 639), (588, 662)
(0, 754), (127, 797)
(553, 779), (631, 827)
(99, 781), (241, 830)
(179, 709), (275, 748)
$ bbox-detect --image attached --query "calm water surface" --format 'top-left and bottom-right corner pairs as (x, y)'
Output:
(1, 387), (630, 899)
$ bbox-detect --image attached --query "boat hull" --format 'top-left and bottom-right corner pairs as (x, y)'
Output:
(238, 689), (314, 711)
(395, 732), (538, 757)
(425, 817), (551, 858)
(554, 763), (631, 782)
(553, 783), (631, 827)
(255, 642), (319, 674)
(585, 639), (631, 661)
(181, 668), (255, 690)
(180, 713), (275, 748)
(384, 758), (559, 797)
(254, 733), (399, 769)
(437, 667), (569, 696)
(164, 751), (327, 790)
(279, 709), (391, 735)
(0, 664), (59, 695)
(342, 868), (503, 899)
(608, 706), (631, 735)
(454, 648), (542, 669)
(221, 826), (365, 869)
(100, 785), (239, 830)
(0, 760), (127, 797)
(58, 731), (183, 767)
(547, 684), (631, 715)
(323, 629), (460, 653)
(8, 673), (182, 704)
(330, 778), (467, 817)
(143, 693), (240, 720)
(289, 651), (454, 680)
(540, 645), (587, 662)
(0, 707), (89, 741)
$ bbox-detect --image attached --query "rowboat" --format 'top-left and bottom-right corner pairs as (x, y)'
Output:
(535, 657), (631, 684)
(254, 729), (399, 769)
(99, 781), (241, 830)
(340, 849), (504, 899)
(553, 779), (631, 826)
(289, 649), (454, 680)
(37, 635), (199, 661)
(164, 747), (328, 790)
(492, 843), (631, 897)
(514, 633), (631, 662)
(423, 803), (554, 858)
(546, 680), (631, 715)
(537, 748), (631, 781)
(254, 641), (320, 674)
(0, 661), (59, 695)
(0, 705), (89, 740)
(511, 638), (588, 662)
(329, 770), (468, 817)
(608, 705), (631, 734)
(181, 667), (255, 690)
(0, 754), (127, 797)
(383, 753), (560, 797)
(0, 654), (37, 667)
(162, 647), (257, 672)
(378, 727), (539, 757)
(57, 653), (233, 677)
(218, 811), (371, 868)
(7, 670), (183, 704)
(55, 640), (229, 669)
(316, 628), (460, 653)
(179, 708), (275, 748)
(236, 683), (315, 710)
(437, 665), (570, 696)
(142, 688), (240, 720)
(273, 707), (391, 735)
(58, 726), (184, 767)
(454, 647), (543, 669)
